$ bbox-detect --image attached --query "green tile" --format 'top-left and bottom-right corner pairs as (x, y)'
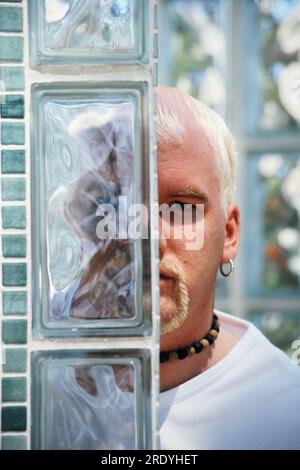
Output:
(1, 435), (27, 450)
(2, 320), (27, 344)
(0, 7), (23, 32)
(1, 150), (25, 173)
(0, 67), (24, 91)
(2, 263), (27, 286)
(1, 95), (24, 118)
(2, 377), (26, 402)
(1, 178), (25, 200)
(1, 122), (25, 145)
(0, 36), (23, 62)
(2, 235), (26, 257)
(2, 206), (26, 228)
(3, 348), (27, 373)
(3, 291), (27, 315)
(1, 406), (26, 432)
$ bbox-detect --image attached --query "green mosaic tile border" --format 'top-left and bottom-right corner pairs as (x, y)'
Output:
(1, 1), (27, 450)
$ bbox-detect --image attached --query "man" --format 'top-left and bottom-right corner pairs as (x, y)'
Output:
(158, 86), (300, 450)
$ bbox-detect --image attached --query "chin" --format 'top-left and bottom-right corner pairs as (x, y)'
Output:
(160, 305), (188, 336)
(160, 298), (176, 325)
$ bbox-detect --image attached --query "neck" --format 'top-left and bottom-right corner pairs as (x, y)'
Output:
(160, 298), (214, 353)
(160, 342), (214, 392)
(160, 308), (239, 392)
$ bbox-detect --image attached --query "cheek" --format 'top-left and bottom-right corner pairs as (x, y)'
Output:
(168, 215), (225, 287)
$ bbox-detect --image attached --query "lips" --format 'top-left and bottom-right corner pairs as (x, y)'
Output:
(159, 269), (175, 281)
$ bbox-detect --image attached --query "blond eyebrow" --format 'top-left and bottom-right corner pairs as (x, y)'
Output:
(168, 187), (209, 204)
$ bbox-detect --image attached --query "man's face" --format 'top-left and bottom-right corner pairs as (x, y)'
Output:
(158, 117), (226, 339)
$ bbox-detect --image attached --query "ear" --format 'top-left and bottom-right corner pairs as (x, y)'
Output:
(221, 203), (240, 264)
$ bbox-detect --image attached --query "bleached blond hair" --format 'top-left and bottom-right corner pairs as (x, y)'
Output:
(157, 86), (237, 216)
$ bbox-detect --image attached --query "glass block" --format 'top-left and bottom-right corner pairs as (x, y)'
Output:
(2, 206), (26, 228)
(1, 95), (24, 119)
(0, 37), (23, 62)
(1, 406), (26, 432)
(1, 123), (25, 145)
(158, 0), (227, 115)
(31, 350), (152, 450)
(3, 291), (27, 315)
(246, 152), (300, 298)
(31, 82), (151, 337)
(242, 0), (300, 135)
(2, 320), (27, 344)
(0, 7), (23, 32)
(2, 263), (27, 286)
(1, 436), (27, 451)
(1, 178), (26, 201)
(247, 309), (300, 358)
(0, 67), (24, 91)
(3, 348), (27, 373)
(1, 150), (26, 173)
(2, 235), (26, 258)
(2, 377), (27, 402)
(28, 0), (149, 66)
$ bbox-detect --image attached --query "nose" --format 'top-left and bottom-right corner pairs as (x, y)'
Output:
(159, 213), (168, 259)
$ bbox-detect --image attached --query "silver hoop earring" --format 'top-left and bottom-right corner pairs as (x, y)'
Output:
(219, 259), (234, 277)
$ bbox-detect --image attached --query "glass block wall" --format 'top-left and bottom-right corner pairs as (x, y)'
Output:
(0, 0), (159, 450)
(158, 0), (300, 356)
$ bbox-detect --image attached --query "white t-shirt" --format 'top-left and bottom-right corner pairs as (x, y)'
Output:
(160, 311), (300, 450)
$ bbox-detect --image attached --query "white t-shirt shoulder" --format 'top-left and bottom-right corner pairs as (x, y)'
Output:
(160, 310), (300, 450)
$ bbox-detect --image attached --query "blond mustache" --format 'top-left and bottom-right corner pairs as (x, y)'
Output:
(160, 259), (183, 280)
(160, 260), (190, 335)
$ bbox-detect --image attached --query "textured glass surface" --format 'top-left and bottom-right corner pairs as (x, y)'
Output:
(159, 0), (227, 114)
(31, 351), (151, 450)
(246, 152), (300, 297)
(242, 0), (300, 135)
(31, 83), (150, 336)
(248, 309), (300, 357)
(29, 0), (148, 65)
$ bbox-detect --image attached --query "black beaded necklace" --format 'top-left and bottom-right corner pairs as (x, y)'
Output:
(160, 313), (220, 363)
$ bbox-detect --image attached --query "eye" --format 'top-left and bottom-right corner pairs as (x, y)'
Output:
(171, 201), (196, 209)
(166, 202), (199, 225)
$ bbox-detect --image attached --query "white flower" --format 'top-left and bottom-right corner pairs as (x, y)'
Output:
(198, 67), (226, 107)
(200, 22), (225, 57)
(277, 4), (300, 54)
(260, 101), (289, 130)
(262, 312), (283, 331)
(288, 256), (300, 276)
(258, 154), (283, 178)
(176, 77), (192, 95)
(277, 228), (299, 250)
(278, 62), (300, 122)
(282, 164), (300, 211)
